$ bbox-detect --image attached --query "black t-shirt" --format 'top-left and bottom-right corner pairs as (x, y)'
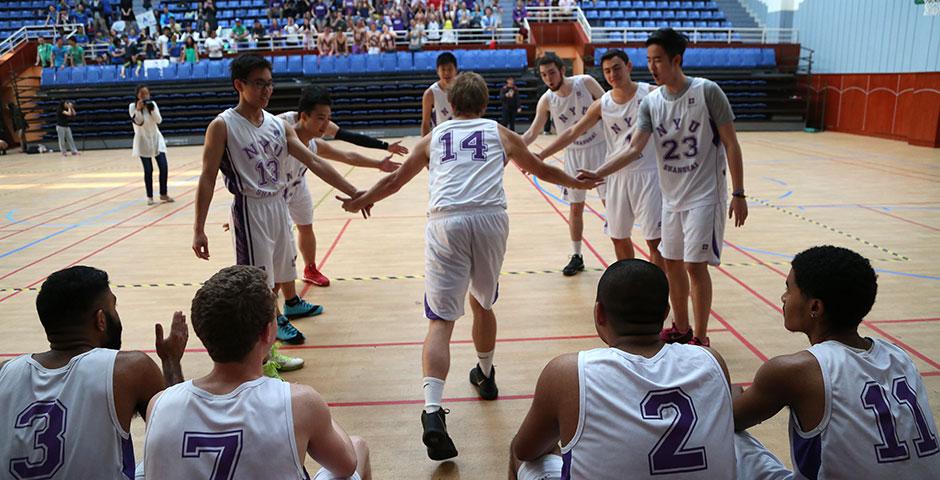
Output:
(57, 109), (72, 127)
(500, 85), (519, 108)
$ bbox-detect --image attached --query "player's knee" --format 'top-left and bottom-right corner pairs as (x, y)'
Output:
(685, 261), (709, 277)
(569, 202), (585, 215)
(350, 435), (369, 457)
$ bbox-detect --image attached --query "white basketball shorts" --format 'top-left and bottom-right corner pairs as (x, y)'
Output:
(286, 179), (314, 226)
(734, 431), (794, 480)
(230, 193), (297, 288)
(424, 207), (509, 321)
(561, 142), (607, 203)
(312, 468), (362, 480)
(517, 454), (563, 480)
(659, 201), (726, 265)
(605, 168), (662, 240)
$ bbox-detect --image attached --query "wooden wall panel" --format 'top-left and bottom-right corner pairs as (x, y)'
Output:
(809, 72), (940, 148)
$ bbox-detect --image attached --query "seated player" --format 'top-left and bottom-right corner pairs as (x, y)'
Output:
(0, 265), (188, 479)
(733, 245), (940, 479)
(510, 259), (736, 479)
(143, 265), (371, 480)
(338, 72), (599, 461)
(277, 86), (401, 287)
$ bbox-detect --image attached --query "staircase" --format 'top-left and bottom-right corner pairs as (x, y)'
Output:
(714, 0), (760, 28)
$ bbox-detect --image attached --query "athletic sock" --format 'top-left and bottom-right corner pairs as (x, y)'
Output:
(477, 350), (494, 378)
(285, 296), (300, 307)
(572, 241), (582, 255)
(423, 377), (445, 413)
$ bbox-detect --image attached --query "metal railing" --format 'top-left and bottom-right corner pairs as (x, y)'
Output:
(0, 24), (86, 57)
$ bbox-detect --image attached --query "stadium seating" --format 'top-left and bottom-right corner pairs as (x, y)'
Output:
(593, 47), (777, 69)
(580, 0), (731, 29)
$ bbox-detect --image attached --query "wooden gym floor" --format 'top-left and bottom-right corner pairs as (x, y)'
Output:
(0, 131), (938, 478)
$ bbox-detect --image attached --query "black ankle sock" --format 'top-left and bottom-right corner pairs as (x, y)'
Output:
(285, 296), (300, 307)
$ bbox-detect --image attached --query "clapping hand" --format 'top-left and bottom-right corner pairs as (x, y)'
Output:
(378, 155), (402, 172)
(155, 311), (189, 364)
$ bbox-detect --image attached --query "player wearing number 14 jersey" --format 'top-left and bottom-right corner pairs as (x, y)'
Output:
(339, 72), (599, 461)
(733, 246), (940, 479)
(510, 259), (735, 480)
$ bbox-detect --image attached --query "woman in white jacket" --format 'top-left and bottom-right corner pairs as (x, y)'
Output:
(130, 85), (174, 205)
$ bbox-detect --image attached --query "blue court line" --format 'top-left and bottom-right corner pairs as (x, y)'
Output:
(777, 191), (793, 200)
(0, 199), (143, 260)
(734, 245), (940, 281)
(762, 176), (788, 186)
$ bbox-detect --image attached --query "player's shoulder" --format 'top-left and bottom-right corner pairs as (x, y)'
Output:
(289, 381), (325, 406)
(543, 352), (579, 377)
(759, 350), (818, 382)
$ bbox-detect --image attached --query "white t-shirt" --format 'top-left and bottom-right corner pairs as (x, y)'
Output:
(157, 34), (169, 57)
(204, 36), (224, 58)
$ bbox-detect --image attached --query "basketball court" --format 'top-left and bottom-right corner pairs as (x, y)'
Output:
(0, 131), (938, 477)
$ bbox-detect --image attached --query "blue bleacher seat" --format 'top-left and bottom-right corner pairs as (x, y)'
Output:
(175, 62), (193, 80)
(85, 65), (102, 83)
(380, 53), (396, 72)
(317, 56), (335, 75)
(272, 55), (288, 74)
(759, 48), (775, 68)
(414, 51), (435, 72)
(100, 65), (118, 83)
(711, 49), (731, 68)
(396, 52), (413, 72)
(41, 68), (55, 86)
(71, 67), (86, 84)
(287, 55), (302, 74)
(191, 61), (209, 80)
(207, 60), (226, 79)
(333, 55), (350, 73)
(303, 55), (318, 75)
(365, 54), (382, 73)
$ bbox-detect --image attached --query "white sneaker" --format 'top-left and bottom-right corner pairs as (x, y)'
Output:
(270, 344), (304, 372)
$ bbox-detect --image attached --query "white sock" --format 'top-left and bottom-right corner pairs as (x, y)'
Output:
(422, 377), (445, 413)
(572, 241), (582, 255)
(477, 350), (495, 378)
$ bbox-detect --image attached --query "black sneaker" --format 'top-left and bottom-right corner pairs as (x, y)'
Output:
(563, 254), (585, 276)
(469, 364), (499, 400)
(421, 409), (458, 461)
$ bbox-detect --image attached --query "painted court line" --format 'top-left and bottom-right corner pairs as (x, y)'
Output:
(858, 204), (940, 233)
(300, 218), (353, 298)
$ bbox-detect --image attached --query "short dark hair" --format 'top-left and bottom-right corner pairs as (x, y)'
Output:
(646, 28), (688, 61)
(135, 84), (149, 98)
(191, 266), (275, 363)
(448, 71), (488, 117)
(537, 52), (564, 70)
(600, 49), (630, 67)
(230, 54), (271, 84)
(436, 52), (457, 68)
(36, 266), (110, 334)
(791, 246), (877, 330)
(596, 259), (669, 335)
(297, 85), (332, 114)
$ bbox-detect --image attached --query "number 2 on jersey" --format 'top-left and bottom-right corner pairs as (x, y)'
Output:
(182, 430), (244, 480)
(9, 400), (67, 480)
(440, 130), (488, 163)
(640, 388), (708, 475)
(861, 377), (939, 463)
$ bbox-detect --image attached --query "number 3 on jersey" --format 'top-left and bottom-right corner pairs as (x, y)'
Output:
(641, 388), (708, 475)
(440, 130), (488, 163)
(9, 400), (67, 480)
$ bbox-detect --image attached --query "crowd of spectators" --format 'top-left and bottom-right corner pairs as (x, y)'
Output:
(34, 0), (534, 70)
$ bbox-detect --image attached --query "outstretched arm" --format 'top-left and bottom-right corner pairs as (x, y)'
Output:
(501, 125), (599, 191)
(520, 94), (551, 146)
(538, 99), (602, 159)
(284, 120), (358, 197)
(338, 134), (431, 214)
(582, 129), (651, 180)
(314, 138), (400, 172)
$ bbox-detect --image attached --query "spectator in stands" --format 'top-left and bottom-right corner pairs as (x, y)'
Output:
(180, 36), (199, 63)
(302, 17), (317, 50)
(205, 30), (225, 59)
(43, 5), (57, 26)
(74, 3), (90, 30)
(427, 11), (441, 41)
(515, 25), (528, 43)
(204, 0), (218, 30)
(407, 19), (426, 51)
(285, 16), (302, 46)
(123, 38), (144, 78)
(313, 0), (329, 29)
(356, 0), (370, 18)
(159, 4), (172, 26)
(181, 22), (198, 42)
(331, 10), (349, 33)
(441, 15), (456, 43)
(380, 24), (396, 52)
(231, 19), (249, 49)
(251, 19), (268, 46)
(335, 28), (350, 55)
(202, 21), (216, 42)
(56, 101), (79, 157)
(390, 11), (406, 32)
(457, 3), (471, 28)
(482, 6), (499, 36)
(140, 29), (159, 60)
(269, 18), (284, 45)
(366, 22), (381, 53)
(35, 37), (53, 68)
(559, 0), (575, 14)
(167, 16), (181, 34)
(512, 0), (526, 27)
(269, 0), (284, 21)
(120, 0), (136, 31)
(352, 19), (367, 53)
(66, 37), (86, 67)
(157, 27), (171, 59)
(500, 76), (520, 131)
(317, 25), (334, 55)
(131, 85), (174, 205)
(52, 37), (68, 68)
(9, 103), (27, 153)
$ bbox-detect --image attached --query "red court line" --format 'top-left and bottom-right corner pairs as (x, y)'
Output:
(0, 159), (201, 235)
(858, 205), (940, 233)
(863, 322), (940, 371)
(867, 317), (940, 325)
(300, 218), (353, 298)
(0, 186), (209, 304)
(723, 240), (789, 277)
(328, 393), (535, 408)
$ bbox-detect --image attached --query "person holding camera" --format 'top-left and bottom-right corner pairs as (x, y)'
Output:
(56, 100), (79, 156)
(130, 85), (174, 205)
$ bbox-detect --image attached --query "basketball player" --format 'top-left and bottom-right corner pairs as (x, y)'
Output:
(277, 86), (401, 288)
(144, 265), (372, 480)
(733, 246), (940, 478)
(538, 49), (664, 266)
(420, 52), (458, 136)
(578, 28), (748, 346)
(0, 265), (188, 479)
(510, 259), (735, 479)
(192, 54), (369, 347)
(338, 72), (600, 461)
(521, 53), (608, 276)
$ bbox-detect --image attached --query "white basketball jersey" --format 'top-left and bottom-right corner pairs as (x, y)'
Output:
(600, 84), (657, 172)
(644, 77), (727, 212)
(276, 111), (317, 201)
(217, 108), (289, 199)
(143, 377), (307, 479)
(789, 339), (940, 479)
(0, 349), (135, 479)
(561, 344), (736, 480)
(429, 81), (453, 127)
(427, 118), (507, 214)
(545, 75), (605, 150)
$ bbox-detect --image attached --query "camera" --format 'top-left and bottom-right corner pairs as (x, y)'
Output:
(143, 99), (155, 112)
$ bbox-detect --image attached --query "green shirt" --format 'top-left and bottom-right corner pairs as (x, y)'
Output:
(68, 45), (85, 65)
(232, 24), (246, 38)
(37, 43), (53, 62)
(184, 46), (197, 63)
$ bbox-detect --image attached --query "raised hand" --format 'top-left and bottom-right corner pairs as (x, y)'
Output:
(387, 140), (409, 156)
(155, 311), (189, 364)
(378, 155), (402, 172)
